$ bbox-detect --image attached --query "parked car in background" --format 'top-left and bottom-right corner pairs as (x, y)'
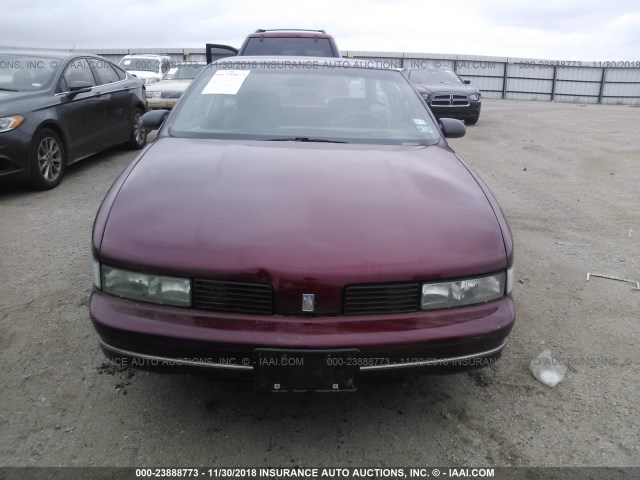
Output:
(240, 29), (341, 57)
(145, 62), (206, 109)
(118, 54), (172, 85)
(90, 57), (514, 391)
(0, 50), (147, 189)
(204, 29), (341, 63)
(404, 68), (482, 125)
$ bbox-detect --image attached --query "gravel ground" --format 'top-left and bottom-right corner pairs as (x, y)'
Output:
(0, 99), (638, 468)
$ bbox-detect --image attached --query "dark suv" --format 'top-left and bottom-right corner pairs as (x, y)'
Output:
(205, 29), (341, 63)
(239, 29), (341, 57)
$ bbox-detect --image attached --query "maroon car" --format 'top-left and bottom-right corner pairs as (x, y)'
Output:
(90, 57), (514, 391)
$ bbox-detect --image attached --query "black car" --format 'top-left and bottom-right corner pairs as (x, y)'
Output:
(403, 68), (481, 125)
(0, 50), (147, 189)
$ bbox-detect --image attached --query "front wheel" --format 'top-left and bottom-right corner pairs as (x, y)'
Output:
(30, 129), (66, 190)
(123, 108), (147, 150)
(465, 116), (479, 125)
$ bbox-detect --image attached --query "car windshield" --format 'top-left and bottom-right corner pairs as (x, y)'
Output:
(168, 60), (441, 146)
(163, 64), (206, 80)
(119, 58), (159, 73)
(409, 69), (462, 84)
(243, 37), (334, 57)
(0, 55), (59, 91)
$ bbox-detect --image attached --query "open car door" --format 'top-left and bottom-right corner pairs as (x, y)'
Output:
(205, 44), (239, 64)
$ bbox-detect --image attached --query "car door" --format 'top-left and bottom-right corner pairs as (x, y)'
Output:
(90, 59), (134, 144)
(55, 57), (110, 161)
(205, 44), (239, 64)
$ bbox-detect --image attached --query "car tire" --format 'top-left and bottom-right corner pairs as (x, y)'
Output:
(123, 108), (147, 150)
(30, 128), (66, 190)
(465, 116), (479, 125)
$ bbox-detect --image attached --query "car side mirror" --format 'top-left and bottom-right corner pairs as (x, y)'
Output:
(142, 109), (169, 131)
(439, 118), (466, 138)
(67, 81), (92, 97)
(463, 80), (471, 84)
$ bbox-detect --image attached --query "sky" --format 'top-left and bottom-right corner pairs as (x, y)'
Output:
(2, 0), (639, 61)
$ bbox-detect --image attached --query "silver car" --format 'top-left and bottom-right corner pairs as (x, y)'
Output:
(145, 62), (206, 109)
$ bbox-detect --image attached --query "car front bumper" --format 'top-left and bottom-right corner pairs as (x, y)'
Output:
(146, 97), (179, 110)
(90, 290), (515, 377)
(430, 101), (481, 121)
(0, 128), (32, 183)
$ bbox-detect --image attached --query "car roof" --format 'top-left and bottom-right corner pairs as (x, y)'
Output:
(406, 67), (455, 73)
(248, 29), (333, 38)
(0, 50), (99, 60)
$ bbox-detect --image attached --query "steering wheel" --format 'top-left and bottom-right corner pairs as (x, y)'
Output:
(333, 111), (385, 128)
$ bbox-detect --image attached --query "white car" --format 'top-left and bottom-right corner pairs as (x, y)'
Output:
(145, 62), (207, 109)
(118, 54), (172, 85)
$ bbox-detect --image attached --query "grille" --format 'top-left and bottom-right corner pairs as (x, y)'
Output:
(431, 94), (469, 107)
(344, 283), (420, 315)
(161, 91), (182, 99)
(193, 279), (273, 315)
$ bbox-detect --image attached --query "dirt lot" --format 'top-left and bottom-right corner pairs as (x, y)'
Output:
(0, 100), (638, 468)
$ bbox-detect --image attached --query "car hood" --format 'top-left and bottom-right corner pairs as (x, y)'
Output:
(99, 138), (507, 288)
(0, 89), (49, 115)
(146, 80), (192, 92)
(125, 70), (159, 80)
(414, 83), (478, 95)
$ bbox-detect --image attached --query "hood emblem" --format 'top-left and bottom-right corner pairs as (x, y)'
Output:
(302, 294), (315, 312)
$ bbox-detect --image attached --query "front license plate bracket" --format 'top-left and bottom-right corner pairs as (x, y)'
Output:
(253, 349), (359, 392)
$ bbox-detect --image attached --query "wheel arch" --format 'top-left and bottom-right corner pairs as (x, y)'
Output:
(34, 121), (69, 165)
(134, 100), (146, 113)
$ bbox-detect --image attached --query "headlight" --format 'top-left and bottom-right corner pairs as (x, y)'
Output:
(101, 264), (191, 307)
(0, 115), (25, 133)
(145, 78), (159, 85)
(421, 93), (431, 102)
(468, 93), (481, 101)
(421, 272), (506, 310)
(146, 91), (161, 98)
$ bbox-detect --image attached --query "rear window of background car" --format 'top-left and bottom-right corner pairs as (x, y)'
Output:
(243, 37), (334, 57)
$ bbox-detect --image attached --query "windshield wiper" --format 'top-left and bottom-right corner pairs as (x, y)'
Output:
(265, 137), (348, 144)
(0, 88), (19, 92)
